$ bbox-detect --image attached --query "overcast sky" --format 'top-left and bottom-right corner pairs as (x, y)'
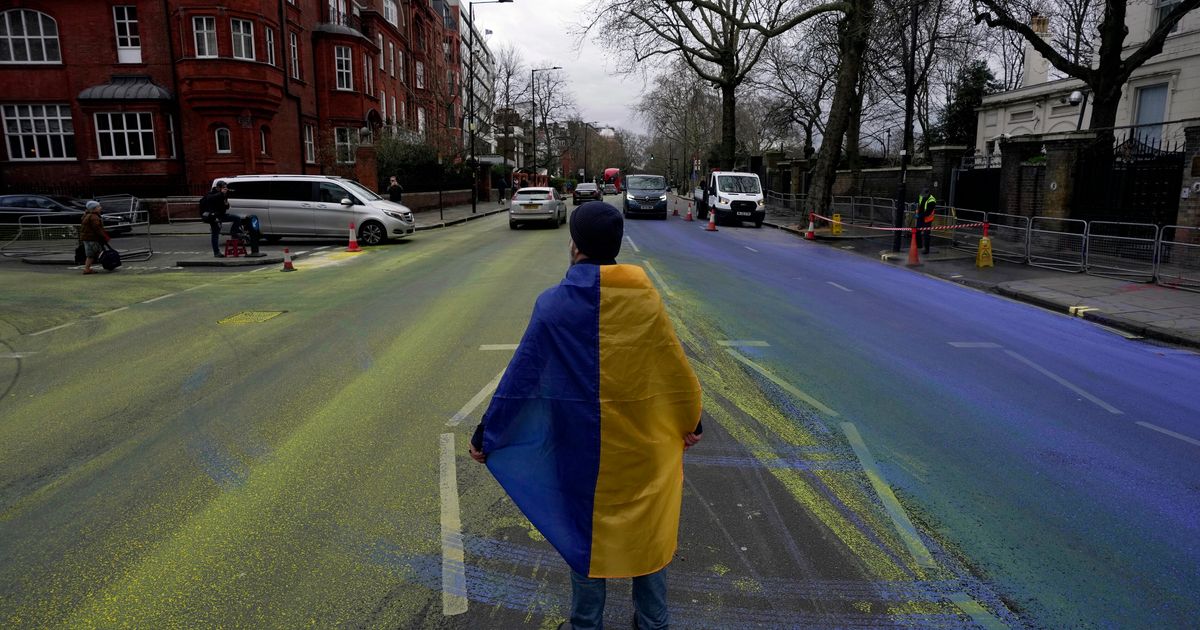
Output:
(473, 0), (655, 134)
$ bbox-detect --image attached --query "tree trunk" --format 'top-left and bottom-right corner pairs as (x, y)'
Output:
(808, 0), (874, 215)
(720, 82), (737, 170)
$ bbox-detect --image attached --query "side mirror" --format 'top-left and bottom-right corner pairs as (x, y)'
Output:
(340, 198), (353, 206)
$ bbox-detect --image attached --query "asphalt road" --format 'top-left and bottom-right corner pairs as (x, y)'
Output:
(1, 194), (1196, 628)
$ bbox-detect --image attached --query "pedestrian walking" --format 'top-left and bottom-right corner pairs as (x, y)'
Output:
(78, 200), (108, 275)
(916, 186), (937, 254)
(386, 175), (404, 203)
(469, 201), (703, 630)
(498, 177), (508, 206)
(200, 180), (229, 258)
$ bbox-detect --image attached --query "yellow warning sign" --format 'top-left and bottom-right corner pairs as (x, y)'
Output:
(831, 213), (843, 236)
(976, 236), (994, 268)
(219, 311), (286, 324)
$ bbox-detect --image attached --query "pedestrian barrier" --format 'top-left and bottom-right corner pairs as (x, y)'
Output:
(0, 204), (153, 263)
(947, 208), (988, 252)
(984, 213), (1031, 263)
(165, 196), (202, 223)
(1155, 226), (1200, 292)
(1085, 221), (1158, 282)
(1029, 217), (1087, 272)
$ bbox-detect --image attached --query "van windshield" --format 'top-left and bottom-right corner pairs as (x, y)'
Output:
(341, 180), (382, 201)
(626, 175), (665, 190)
(717, 175), (761, 194)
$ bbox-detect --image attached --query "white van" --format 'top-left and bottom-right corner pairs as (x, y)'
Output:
(214, 175), (415, 245)
(696, 171), (765, 227)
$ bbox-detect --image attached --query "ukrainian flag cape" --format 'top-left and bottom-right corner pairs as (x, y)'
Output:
(482, 262), (702, 578)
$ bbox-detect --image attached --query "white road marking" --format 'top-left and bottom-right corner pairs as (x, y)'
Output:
(479, 344), (518, 351)
(1092, 323), (1143, 340)
(29, 323), (75, 337)
(826, 281), (852, 292)
(625, 235), (640, 253)
(92, 306), (129, 318)
(314, 245), (331, 250)
(840, 422), (937, 570)
(141, 293), (178, 304)
(446, 369), (505, 427)
(1004, 350), (1123, 415)
(438, 433), (468, 616)
(0, 352), (37, 359)
(642, 261), (673, 298)
(948, 342), (1002, 348)
(725, 348), (839, 417)
(950, 274), (963, 278)
(249, 266), (272, 273)
(717, 340), (771, 347)
(947, 591), (1007, 629)
(744, 246), (759, 253)
(183, 283), (212, 292)
(1136, 421), (1200, 448)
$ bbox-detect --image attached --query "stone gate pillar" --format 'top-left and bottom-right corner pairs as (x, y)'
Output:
(1041, 131), (1096, 219)
(998, 135), (1047, 216)
(1180, 126), (1200, 232)
(928, 145), (968, 204)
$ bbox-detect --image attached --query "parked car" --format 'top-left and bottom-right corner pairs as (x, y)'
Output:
(603, 183), (618, 195)
(622, 174), (669, 220)
(510, 187), (567, 229)
(573, 182), (602, 205)
(0, 194), (132, 234)
(217, 175), (415, 245)
(696, 171), (765, 227)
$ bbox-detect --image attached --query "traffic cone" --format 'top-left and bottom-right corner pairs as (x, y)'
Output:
(804, 213), (816, 240)
(281, 248), (296, 272)
(347, 223), (362, 252)
(672, 203), (679, 217)
(705, 208), (718, 232)
(685, 202), (694, 222)
(906, 228), (921, 266)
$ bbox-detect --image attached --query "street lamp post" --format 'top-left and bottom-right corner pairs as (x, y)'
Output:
(530, 65), (562, 184)
(467, 0), (512, 214)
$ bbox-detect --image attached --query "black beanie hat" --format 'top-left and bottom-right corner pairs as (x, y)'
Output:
(570, 201), (623, 261)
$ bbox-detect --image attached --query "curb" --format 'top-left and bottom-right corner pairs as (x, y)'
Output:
(177, 256), (283, 267)
(414, 207), (507, 231)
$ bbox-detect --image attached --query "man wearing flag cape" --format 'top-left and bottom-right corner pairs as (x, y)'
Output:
(471, 201), (703, 629)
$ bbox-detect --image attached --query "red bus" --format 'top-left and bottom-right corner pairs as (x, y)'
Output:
(602, 168), (622, 193)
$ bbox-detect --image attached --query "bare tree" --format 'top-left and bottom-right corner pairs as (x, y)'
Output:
(748, 23), (840, 160)
(585, 0), (845, 169)
(493, 44), (529, 168)
(972, 0), (1200, 131)
(636, 58), (722, 180)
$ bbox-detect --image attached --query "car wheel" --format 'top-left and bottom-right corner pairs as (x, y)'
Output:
(754, 220), (763, 228)
(358, 221), (386, 246)
(560, 209), (567, 225)
(509, 221), (518, 230)
(263, 234), (282, 243)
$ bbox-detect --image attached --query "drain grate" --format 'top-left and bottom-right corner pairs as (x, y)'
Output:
(218, 310), (287, 324)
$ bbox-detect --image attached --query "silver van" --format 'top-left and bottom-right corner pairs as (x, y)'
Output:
(215, 175), (415, 245)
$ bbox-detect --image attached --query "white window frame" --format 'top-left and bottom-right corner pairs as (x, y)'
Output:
(0, 9), (62, 64)
(329, 0), (348, 25)
(289, 31), (300, 79)
(362, 53), (372, 94)
(94, 111), (156, 159)
(389, 42), (395, 76)
(1155, 0), (1183, 34)
(417, 107), (426, 136)
(335, 46), (352, 90)
(265, 27), (276, 66)
(380, 88), (386, 118)
(2, 103), (75, 161)
(416, 60), (425, 89)
(167, 113), (176, 158)
(391, 95), (397, 123)
(383, 0), (398, 27)
(398, 50), (405, 83)
(377, 34), (384, 69)
(231, 18), (255, 61)
(193, 16), (217, 58)
(335, 127), (355, 164)
(303, 124), (315, 163)
(113, 6), (142, 64)
(215, 126), (231, 153)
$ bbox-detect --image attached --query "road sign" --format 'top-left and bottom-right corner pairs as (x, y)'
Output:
(578, 168), (585, 177)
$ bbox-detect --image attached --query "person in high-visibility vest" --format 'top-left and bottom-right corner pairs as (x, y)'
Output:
(916, 187), (937, 254)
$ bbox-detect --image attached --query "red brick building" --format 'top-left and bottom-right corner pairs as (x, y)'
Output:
(0, 0), (462, 196)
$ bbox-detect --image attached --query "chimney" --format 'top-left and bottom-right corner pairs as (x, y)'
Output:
(1021, 13), (1050, 87)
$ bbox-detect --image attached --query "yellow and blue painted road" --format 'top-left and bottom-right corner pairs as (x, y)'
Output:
(0, 198), (1196, 627)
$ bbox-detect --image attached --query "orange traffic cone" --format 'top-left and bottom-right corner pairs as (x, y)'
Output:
(672, 199), (680, 217)
(347, 223), (362, 252)
(685, 202), (694, 222)
(906, 228), (921, 266)
(705, 208), (718, 232)
(281, 247), (296, 272)
(804, 213), (816, 240)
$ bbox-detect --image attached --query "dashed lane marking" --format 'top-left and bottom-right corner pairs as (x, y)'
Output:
(642, 261), (674, 298)
(141, 293), (178, 304)
(826, 281), (852, 292)
(1004, 350), (1123, 415)
(625, 235), (640, 253)
(0, 352), (37, 359)
(91, 306), (129, 318)
(1136, 421), (1200, 448)
(446, 369), (505, 427)
(745, 246), (759, 253)
(716, 340), (771, 347)
(29, 323), (75, 337)
(724, 348), (838, 417)
(479, 344), (518, 351)
(182, 283), (212, 292)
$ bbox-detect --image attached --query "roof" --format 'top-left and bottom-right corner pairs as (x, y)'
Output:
(78, 75), (171, 101)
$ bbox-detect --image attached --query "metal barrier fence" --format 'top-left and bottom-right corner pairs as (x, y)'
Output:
(1156, 227), (1200, 292)
(1085, 221), (1158, 282)
(947, 208), (988, 252)
(986, 213), (1031, 263)
(1029, 217), (1087, 272)
(0, 200), (154, 262)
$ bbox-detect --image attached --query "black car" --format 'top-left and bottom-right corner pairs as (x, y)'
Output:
(573, 183), (601, 205)
(622, 174), (669, 220)
(0, 194), (133, 234)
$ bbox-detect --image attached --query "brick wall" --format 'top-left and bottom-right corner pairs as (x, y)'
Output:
(831, 167), (931, 199)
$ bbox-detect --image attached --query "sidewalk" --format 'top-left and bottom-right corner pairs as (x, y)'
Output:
(764, 218), (1200, 350)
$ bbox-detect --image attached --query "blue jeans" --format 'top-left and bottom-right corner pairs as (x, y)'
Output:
(568, 568), (668, 630)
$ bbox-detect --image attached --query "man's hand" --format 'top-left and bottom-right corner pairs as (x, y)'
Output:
(468, 443), (487, 463)
(683, 432), (702, 450)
